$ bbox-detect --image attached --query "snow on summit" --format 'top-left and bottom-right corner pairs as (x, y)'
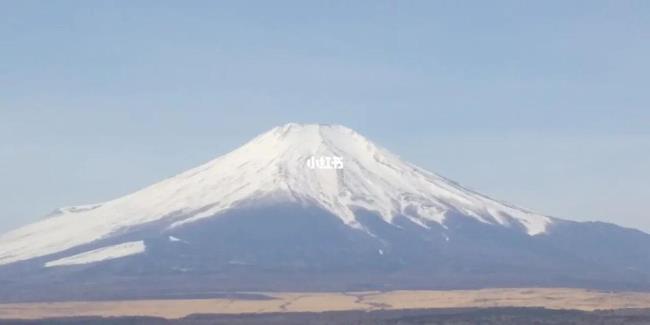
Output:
(0, 123), (553, 266)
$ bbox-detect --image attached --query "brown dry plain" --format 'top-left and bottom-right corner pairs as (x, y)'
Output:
(2, 288), (650, 319)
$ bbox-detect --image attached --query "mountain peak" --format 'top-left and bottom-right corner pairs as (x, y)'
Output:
(245, 123), (362, 153)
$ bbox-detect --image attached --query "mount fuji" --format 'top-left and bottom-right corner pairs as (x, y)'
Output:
(2, 123), (650, 302)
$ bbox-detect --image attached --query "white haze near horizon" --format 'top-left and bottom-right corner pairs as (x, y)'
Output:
(1, 1), (649, 233)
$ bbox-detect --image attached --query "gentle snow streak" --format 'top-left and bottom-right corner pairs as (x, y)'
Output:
(0, 123), (553, 266)
(44, 241), (145, 267)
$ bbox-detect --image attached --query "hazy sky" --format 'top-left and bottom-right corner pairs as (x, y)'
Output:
(1, 1), (649, 234)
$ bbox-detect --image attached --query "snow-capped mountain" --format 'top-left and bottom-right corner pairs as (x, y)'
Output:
(2, 123), (650, 302)
(0, 123), (551, 266)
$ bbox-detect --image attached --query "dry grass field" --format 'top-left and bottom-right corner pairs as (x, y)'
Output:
(2, 288), (650, 319)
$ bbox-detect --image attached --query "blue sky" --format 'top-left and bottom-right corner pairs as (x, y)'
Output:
(1, 1), (649, 233)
